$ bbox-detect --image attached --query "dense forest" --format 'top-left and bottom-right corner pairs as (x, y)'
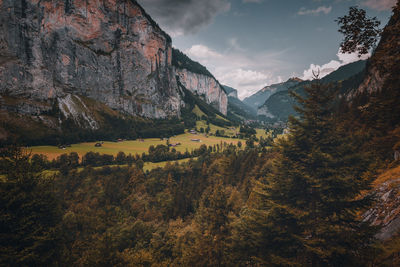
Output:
(2, 71), (400, 265)
(1, 2), (400, 266)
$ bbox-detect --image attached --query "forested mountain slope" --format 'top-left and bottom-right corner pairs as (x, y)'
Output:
(243, 78), (302, 109)
(257, 60), (366, 121)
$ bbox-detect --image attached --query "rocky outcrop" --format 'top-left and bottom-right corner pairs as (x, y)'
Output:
(0, 0), (181, 119)
(175, 67), (227, 115)
(58, 94), (99, 129)
(363, 165), (400, 240)
(171, 49), (227, 115)
(348, 3), (400, 99)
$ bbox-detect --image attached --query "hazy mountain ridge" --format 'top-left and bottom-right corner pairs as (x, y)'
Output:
(243, 78), (302, 109)
(220, 85), (256, 121)
(258, 60), (367, 121)
(223, 85), (238, 99)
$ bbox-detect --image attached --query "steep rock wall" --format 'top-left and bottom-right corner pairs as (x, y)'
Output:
(348, 3), (400, 99)
(0, 0), (180, 118)
(175, 67), (227, 115)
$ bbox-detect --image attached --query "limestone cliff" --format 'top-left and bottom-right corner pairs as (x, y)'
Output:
(0, 0), (180, 119)
(175, 68), (227, 115)
(172, 49), (227, 115)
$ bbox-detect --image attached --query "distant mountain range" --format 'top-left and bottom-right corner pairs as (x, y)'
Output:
(223, 85), (238, 99)
(243, 78), (303, 110)
(220, 85), (257, 122)
(257, 60), (367, 121)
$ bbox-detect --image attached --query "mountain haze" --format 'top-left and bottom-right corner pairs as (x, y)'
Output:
(243, 78), (303, 109)
(258, 60), (367, 121)
(221, 85), (257, 121)
(223, 85), (239, 99)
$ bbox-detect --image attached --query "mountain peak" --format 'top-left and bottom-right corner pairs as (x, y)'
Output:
(243, 78), (303, 108)
(287, 77), (303, 83)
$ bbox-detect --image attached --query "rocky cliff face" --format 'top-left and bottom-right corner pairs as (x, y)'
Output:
(348, 3), (400, 99)
(0, 0), (181, 119)
(175, 67), (227, 115)
(171, 48), (227, 115)
(363, 165), (400, 241)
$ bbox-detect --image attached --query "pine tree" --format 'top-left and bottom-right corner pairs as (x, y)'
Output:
(0, 146), (62, 266)
(182, 182), (231, 266)
(236, 80), (376, 266)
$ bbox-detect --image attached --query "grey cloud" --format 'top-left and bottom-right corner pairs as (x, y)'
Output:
(361, 0), (396, 11)
(297, 6), (332, 16)
(137, 0), (231, 36)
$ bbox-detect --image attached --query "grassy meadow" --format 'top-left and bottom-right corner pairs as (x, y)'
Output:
(29, 131), (247, 160)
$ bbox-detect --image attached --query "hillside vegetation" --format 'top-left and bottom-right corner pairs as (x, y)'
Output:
(258, 60), (367, 122)
(1, 1), (400, 266)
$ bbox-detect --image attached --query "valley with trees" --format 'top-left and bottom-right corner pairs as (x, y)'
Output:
(1, 0), (400, 266)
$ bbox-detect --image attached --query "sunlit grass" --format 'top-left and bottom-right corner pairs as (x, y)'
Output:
(29, 132), (245, 160)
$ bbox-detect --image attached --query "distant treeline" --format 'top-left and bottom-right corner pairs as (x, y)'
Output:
(30, 142), (244, 173)
(1, 113), (186, 147)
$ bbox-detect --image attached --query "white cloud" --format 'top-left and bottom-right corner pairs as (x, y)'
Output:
(298, 6), (332, 16)
(302, 61), (341, 80)
(301, 49), (370, 80)
(361, 0), (396, 11)
(218, 69), (268, 88)
(138, 0), (231, 37)
(185, 45), (223, 59)
(184, 41), (291, 99)
(216, 69), (284, 99)
(337, 51), (369, 64)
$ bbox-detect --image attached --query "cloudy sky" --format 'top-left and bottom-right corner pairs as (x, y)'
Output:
(138, 0), (395, 99)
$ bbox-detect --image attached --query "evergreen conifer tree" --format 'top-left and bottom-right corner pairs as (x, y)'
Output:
(0, 146), (62, 266)
(235, 79), (376, 266)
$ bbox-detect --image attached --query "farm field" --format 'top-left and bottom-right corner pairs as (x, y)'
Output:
(30, 132), (247, 160)
(256, 128), (269, 139)
(195, 120), (269, 139)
